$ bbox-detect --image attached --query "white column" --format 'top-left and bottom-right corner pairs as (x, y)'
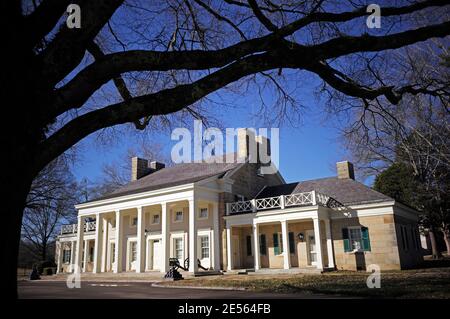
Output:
(56, 241), (63, 274)
(114, 210), (123, 273)
(83, 239), (89, 272)
(136, 206), (146, 273)
(313, 218), (324, 270)
(93, 213), (103, 273)
(101, 218), (109, 272)
(189, 199), (198, 273)
(212, 202), (220, 271)
(324, 219), (335, 268)
(253, 223), (260, 270)
(161, 202), (170, 273)
(74, 216), (84, 273)
(70, 241), (76, 272)
(281, 220), (290, 269)
(226, 226), (232, 271)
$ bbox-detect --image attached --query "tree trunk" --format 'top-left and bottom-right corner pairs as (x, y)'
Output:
(2, 169), (33, 299)
(42, 242), (47, 262)
(429, 229), (442, 260)
(442, 228), (450, 256)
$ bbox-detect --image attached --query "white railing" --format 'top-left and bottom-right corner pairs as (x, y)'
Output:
(256, 196), (281, 210)
(60, 221), (96, 235)
(228, 200), (254, 214)
(226, 191), (340, 215)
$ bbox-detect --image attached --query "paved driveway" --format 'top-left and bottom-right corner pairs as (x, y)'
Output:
(18, 281), (338, 299)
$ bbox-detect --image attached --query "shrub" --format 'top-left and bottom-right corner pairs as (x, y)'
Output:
(35, 260), (57, 274)
(42, 267), (57, 275)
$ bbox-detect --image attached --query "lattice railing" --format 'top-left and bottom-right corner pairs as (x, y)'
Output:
(285, 191), (315, 207)
(228, 200), (254, 214)
(226, 190), (346, 214)
(256, 196), (281, 210)
(60, 221), (97, 234)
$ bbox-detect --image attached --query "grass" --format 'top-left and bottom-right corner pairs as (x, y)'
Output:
(160, 267), (450, 298)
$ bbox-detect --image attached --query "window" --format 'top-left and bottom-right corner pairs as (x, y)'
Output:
(62, 249), (71, 263)
(131, 217), (138, 226)
(234, 194), (246, 202)
(199, 208), (208, 219)
(273, 233), (283, 255)
(260, 234), (267, 255)
(174, 238), (183, 260)
(200, 236), (209, 259)
(343, 227), (371, 252)
(174, 211), (183, 222)
(152, 214), (160, 224)
(349, 228), (362, 251)
(288, 232), (295, 254)
(130, 242), (137, 262)
(246, 235), (252, 256)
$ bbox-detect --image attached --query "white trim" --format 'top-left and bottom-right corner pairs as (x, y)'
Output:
(75, 184), (194, 210)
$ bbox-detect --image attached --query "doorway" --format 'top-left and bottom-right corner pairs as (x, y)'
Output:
(306, 230), (317, 266)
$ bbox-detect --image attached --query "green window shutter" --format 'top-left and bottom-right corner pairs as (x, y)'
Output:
(273, 233), (279, 255)
(260, 234), (267, 255)
(361, 227), (371, 251)
(342, 228), (351, 252)
(288, 232), (295, 254)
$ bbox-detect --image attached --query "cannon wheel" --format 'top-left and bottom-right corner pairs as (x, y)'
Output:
(184, 257), (189, 270)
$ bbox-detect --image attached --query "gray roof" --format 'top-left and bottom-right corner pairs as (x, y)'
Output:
(256, 177), (392, 206)
(92, 155), (242, 202)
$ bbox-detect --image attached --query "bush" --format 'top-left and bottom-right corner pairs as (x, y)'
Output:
(42, 267), (57, 275)
(35, 260), (57, 274)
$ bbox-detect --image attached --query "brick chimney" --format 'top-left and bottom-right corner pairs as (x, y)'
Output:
(131, 158), (165, 181)
(149, 161), (165, 171)
(336, 161), (355, 180)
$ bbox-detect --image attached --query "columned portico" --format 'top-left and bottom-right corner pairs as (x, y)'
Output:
(226, 226), (232, 271)
(93, 213), (103, 273)
(281, 220), (290, 269)
(161, 202), (170, 273)
(324, 219), (335, 268)
(74, 216), (84, 273)
(188, 199), (198, 273)
(136, 206), (145, 273)
(253, 223), (260, 270)
(70, 240), (76, 272)
(114, 210), (123, 273)
(312, 217), (323, 270)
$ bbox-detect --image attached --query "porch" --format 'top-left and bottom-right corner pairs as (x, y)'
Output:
(224, 190), (338, 271)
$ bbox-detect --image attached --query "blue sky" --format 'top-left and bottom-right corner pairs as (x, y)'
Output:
(71, 73), (352, 186)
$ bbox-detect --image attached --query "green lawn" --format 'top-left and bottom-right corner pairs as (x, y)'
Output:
(161, 267), (450, 298)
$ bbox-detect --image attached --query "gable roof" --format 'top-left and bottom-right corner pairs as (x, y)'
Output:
(256, 177), (392, 206)
(91, 154), (242, 202)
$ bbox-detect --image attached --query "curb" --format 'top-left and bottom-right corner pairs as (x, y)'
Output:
(151, 282), (247, 291)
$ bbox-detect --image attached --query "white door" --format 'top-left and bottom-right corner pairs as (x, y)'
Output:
(306, 230), (317, 266)
(152, 240), (161, 270)
(129, 241), (137, 270)
(198, 235), (211, 269)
